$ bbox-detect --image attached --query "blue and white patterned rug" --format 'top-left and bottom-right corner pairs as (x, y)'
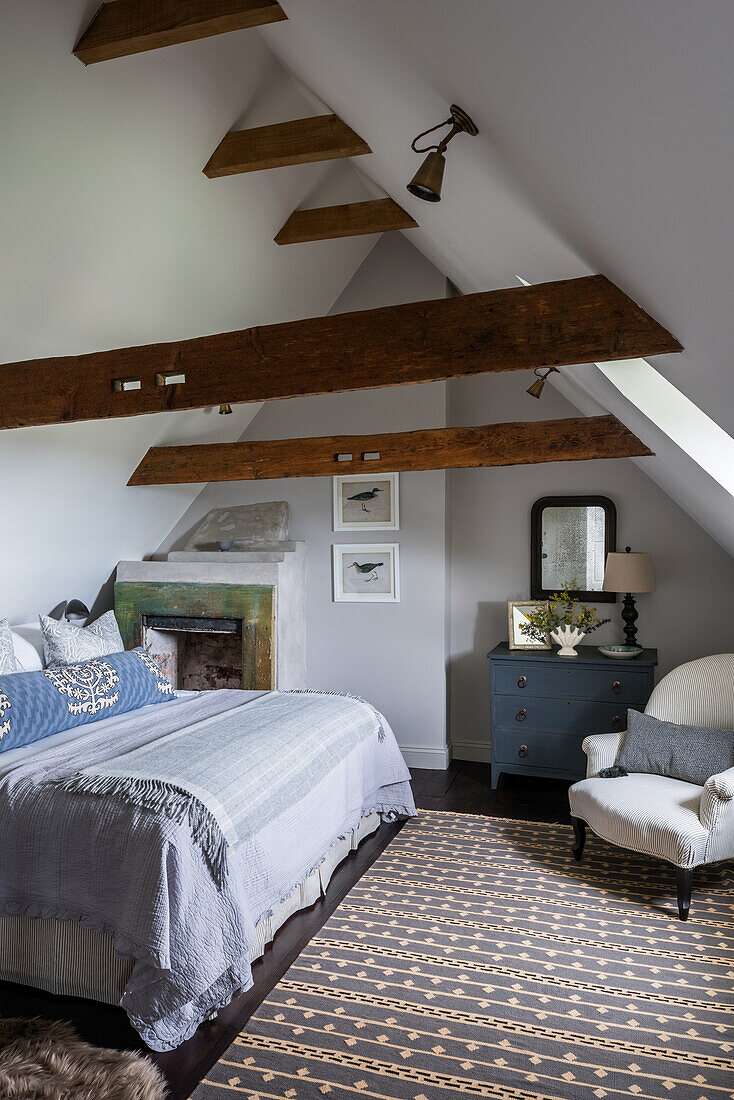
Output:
(193, 810), (734, 1100)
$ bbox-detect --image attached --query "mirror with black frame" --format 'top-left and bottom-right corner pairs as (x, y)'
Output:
(531, 496), (617, 603)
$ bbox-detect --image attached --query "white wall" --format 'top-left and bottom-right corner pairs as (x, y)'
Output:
(1, 404), (265, 623)
(159, 235), (451, 767)
(7, 2), (731, 765)
(448, 372), (734, 762)
(158, 236), (734, 769)
(160, 389), (449, 768)
(1, 2), (384, 626)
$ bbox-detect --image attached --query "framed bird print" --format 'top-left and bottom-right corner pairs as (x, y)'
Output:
(333, 544), (401, 603)
(333, 473), (399, 531)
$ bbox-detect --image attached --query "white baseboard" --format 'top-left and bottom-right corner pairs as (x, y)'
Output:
(450, 739), (492, 763)
(400, 744), (451, 770)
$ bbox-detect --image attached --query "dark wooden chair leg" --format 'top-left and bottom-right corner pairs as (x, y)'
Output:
(571, 817), (586, 861)
(675, 867), (693, 921)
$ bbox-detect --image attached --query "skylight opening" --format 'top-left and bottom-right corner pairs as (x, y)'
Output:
(596, 358), (734, 498)
(515, 276), (734, 499)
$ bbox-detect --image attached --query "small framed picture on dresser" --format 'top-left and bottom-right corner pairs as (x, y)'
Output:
(507, 600), (551, 650)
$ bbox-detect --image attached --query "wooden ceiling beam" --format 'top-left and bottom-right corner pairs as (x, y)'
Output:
(0, 276), (681, 432)
(275, 198), (417, 244)
(203, 114), (371, 177)
(129, 415), (653, 485)
(74, 0), (287, 64)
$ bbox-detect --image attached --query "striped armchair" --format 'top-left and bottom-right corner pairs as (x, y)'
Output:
(568, 654), (734, 920)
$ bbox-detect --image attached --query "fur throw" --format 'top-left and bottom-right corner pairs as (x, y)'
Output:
(0, 1017), (166, 1100)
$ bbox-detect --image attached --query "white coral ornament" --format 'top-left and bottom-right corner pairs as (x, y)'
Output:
(550, 624), (586, 657)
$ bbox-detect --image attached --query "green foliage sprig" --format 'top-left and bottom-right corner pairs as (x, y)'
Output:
(521, 585), (610, 642)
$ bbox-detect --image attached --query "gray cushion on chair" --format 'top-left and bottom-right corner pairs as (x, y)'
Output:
(616, 708), (734, 786)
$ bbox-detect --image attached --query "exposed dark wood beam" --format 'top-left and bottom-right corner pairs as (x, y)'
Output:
(129, 416), (653, 485)
(0, 276), (681, 432)
(203, 114), (371, 177)
(74, 0), (286, 64)
(275, 198), (417, 245)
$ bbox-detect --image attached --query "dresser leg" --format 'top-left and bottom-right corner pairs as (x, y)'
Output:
(571, 817), (586, 861)
(675, 867), (692, 921)
(491, 766), (500, 790)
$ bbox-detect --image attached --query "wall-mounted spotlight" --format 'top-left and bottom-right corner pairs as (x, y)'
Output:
(407, 104), (478, 203)
(526, 366), (559, 399)
(218, 404), (233, 415)
(64, 599), (90, 623)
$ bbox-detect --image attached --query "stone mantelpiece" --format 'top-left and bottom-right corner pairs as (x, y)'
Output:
(183, 501), (292, 552)
(116, 543), (306, 689)
(168, 551), (289, 564)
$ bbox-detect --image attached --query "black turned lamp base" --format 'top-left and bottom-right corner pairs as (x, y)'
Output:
(621, 592), (639, 648)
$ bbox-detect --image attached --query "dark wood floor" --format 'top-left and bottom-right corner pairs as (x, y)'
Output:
(412, 759), (572, 820)
(0, 763), (572, 1099)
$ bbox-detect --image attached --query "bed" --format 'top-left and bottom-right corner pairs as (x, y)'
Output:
(0, 648), (415, 1051)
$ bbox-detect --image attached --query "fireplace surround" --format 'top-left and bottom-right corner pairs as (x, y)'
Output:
(115, 503), (307, 691)
(115, 581), (275, 690)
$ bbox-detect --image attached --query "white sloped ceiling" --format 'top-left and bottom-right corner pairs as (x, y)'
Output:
(261, 0), (734, 554)
(0, 0), (382, 619)
(2, 0), (733, 625)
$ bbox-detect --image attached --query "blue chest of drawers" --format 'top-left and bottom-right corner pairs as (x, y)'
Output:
(488, 643), (657, 788)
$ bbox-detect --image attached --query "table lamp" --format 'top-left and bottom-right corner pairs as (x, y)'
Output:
(603, 547), (655, 649)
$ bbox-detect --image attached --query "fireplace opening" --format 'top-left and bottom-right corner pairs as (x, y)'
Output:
(143, 615), (244, 691)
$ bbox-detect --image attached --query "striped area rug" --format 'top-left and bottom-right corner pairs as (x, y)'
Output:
(193, 811), (734, 1100)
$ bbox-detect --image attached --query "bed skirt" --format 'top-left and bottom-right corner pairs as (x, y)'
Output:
(0, 812), (381, 1007)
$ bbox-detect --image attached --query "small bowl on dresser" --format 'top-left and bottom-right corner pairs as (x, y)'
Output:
(597, 645), (643, 660)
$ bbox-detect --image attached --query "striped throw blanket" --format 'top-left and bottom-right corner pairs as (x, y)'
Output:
(52, 691), (390, 886)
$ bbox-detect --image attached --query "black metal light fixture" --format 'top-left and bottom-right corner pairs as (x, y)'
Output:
(407, 104), (478, 202)
(64, 599), (90, 623)
(526, 366), (559, 399)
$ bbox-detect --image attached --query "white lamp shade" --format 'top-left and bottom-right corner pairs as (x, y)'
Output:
(603, 551), (655, 594)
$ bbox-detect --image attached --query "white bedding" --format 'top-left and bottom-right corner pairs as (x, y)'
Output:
(0, 687), (415, 1049)
(9, 622), (44, 671)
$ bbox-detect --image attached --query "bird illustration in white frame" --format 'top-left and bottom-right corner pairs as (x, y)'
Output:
(347, 487), (384, 512)
(348, 560), (384, 582)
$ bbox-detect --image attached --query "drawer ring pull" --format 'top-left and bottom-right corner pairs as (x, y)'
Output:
(516, 708), (527, 722)
(612, 680), (622, 694)
(517, 675), (527, 689)
(518, 744), (528, 758)
(612, 714), (622, 728)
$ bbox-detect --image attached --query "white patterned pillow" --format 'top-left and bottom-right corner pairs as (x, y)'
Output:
(40, 610), (124, 668)
(0, 619), (20, 674)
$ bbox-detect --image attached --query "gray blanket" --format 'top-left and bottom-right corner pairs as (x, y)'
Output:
(0, 690), (414, 1050)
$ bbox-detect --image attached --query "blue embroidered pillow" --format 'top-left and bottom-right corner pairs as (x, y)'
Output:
(0, 648), (174, 754)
